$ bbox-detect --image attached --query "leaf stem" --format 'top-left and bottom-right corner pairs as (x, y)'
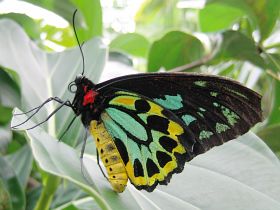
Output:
(264, 42), (280, 50)
(83, 187), (112, 210)
(34, 174), (60, 210)
(169, 54), (213, 72)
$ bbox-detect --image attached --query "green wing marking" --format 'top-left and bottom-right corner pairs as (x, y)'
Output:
(100, 91), (194, 192)
(151, 79), (261, 155)
(95, 73), (262, 191)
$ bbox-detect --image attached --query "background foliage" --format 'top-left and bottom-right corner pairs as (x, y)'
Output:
(0, 0), (280, 209)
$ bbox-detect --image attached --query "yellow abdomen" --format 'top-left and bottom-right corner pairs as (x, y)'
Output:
(89, 120), (128, 193)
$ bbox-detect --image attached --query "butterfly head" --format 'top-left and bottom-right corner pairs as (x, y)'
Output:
(69, 75), (98, 115)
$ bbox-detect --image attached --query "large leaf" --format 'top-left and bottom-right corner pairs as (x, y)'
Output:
(0, 178), (12, 210)
(21, 0), (103, 40)
(0, 68), (20, 127)
(212, 30), (266, 69)
(264, 53), (280, 75)
(21, 0), (76, 23)
(267, 80), (280, 125)
(0, 68), (20, 108)
(5, 145), (33, 189)
(258, 124), (280, 157)
(0, 156), (25, 210)
(0, 13), (40, 40)
(26, 187), (42, 210)
(199, 3), (246, 32)
(135, 0), (184, 38)
(0, 19), (106, 146)
(147, 31), (204, 72)
(11, 111), (134, 210)
(70, 0), (103, 39)
(201, 0), (280, 41)
(244, 0), (280, 41)
(51, 182), (87, 209)
(11, 111), (280, 209)
(135, 0), (168, 24)
(110, 33), (150, 58)
(40, 24), (76, 48)
(0, 127), (12, 154)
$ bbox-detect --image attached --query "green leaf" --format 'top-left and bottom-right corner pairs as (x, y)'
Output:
(26, 187), (42, 210)
(62, 205), (79, 210)
(21, 0), (76, 23)
(6, 132), (27, 154)
(71, 0), (103, 39)
(0, 19), (106, 146)
(0, 127), (12, 154)
(212, 30), (266, 68)
(41, 24), (76, 48)
(71, 198), (101, 210)
(110, 33), (150, 58)
(267, 80), (280, 125)
(0, 106), (13, 126)
(0, 179), (12, 210)
(245, 0), (280, 41)
(257, 124), (280, 157)
(0, 68), (20, 108)
(6, 145), (33, 189)
(147, 31), (204, 72)
(201, 0), (280, 41)
(0, 156), (25, 210)
(135, 0), (168, 24)
(11, 111), (132, 210)
(0, 13), (40, 40)
(0, 19), (106, 210)
(264, 53), (280, 75)
(51, 182), (87, 209)
(135, 0), (184, 37)
(199, 3), (245, 32)
(11, 110), (280, 209)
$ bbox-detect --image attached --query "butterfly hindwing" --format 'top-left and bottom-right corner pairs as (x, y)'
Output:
(100, 91), (195, 191)
(97, 73), (262, 156)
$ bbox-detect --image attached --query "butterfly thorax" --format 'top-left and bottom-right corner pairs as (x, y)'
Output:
(71, 76), (103, 125)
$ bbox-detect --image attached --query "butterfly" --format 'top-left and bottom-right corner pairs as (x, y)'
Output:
(70, 72), (262, 192)
(13, 71), (262, 192)
(11, 10), (262, 193)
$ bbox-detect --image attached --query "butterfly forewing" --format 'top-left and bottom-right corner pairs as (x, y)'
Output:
(100, 91), (194, 191)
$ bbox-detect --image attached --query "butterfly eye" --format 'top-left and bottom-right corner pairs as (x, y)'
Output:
(68, 81), (77, 93)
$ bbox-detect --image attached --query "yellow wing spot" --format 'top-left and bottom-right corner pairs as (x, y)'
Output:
(148, 102), (164, 116)
(110, 96), (136, 107)
(125, 160), (149, 186)
(167, 121), (184, 138)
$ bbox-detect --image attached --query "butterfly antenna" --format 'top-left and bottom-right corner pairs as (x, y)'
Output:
(12, 97), (70, 129)
(73, 9), (85, 76)
(25, 101), (69, 130)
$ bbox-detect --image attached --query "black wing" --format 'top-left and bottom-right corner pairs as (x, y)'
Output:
(96, 73), (262, 157)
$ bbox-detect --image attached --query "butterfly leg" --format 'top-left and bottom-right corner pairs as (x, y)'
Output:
(59, 115), (77, 141)
(80, 130), (88, 159)
(96, 148), (109, 181)
(79, 130), (109, 181)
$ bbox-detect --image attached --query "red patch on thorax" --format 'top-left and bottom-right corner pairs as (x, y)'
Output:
(83, 89), (98, 106)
